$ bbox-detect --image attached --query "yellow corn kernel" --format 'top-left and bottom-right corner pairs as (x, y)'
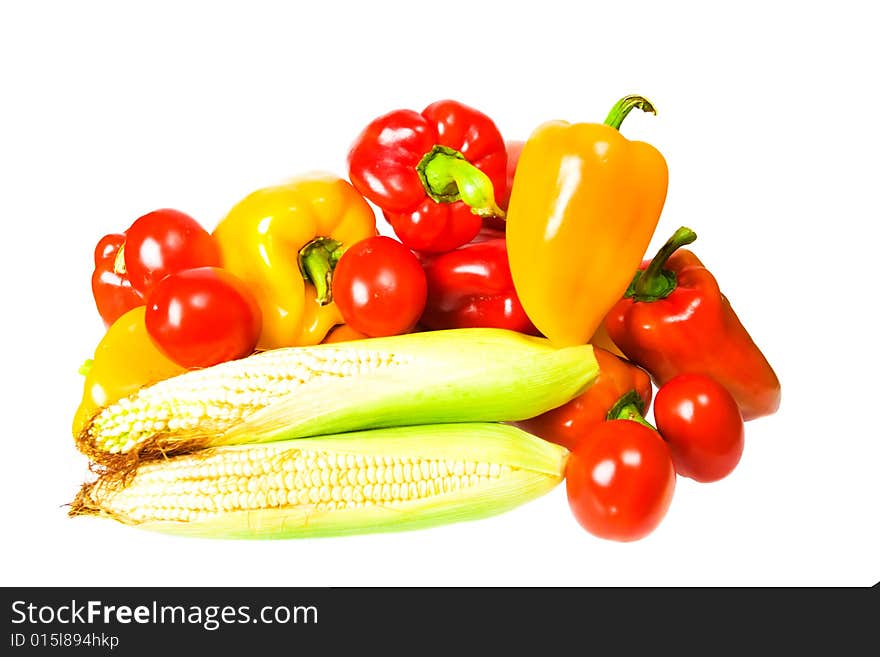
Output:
(70, 423), (568, 539)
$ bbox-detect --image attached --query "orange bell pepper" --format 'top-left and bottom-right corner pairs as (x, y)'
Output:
(321, 324), (368, 343)
(506, 95), (669, 347)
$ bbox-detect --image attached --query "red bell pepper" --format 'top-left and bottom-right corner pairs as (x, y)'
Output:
(347, 100), (507, 253)
(91, 233), (145, 327)
(515, 347), (653, 450)
(418, 234), (538, 334)
(482, 139), (524, 232)
(604, 226), (781, 421)
(499, 139), (524, 212)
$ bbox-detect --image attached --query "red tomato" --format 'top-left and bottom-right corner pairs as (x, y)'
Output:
(332, 236), (427, 337)
(565, 420), (676, 542)
(654, 374), (745, 483)
(124, 209), (221, 294)
(145, 267), (262, 368)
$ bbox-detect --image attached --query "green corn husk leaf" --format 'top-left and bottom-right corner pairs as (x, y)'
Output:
(70, 423), (569, 539)
(77, 328), (597, 470)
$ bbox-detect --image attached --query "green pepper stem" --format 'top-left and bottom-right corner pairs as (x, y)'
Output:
(417, 145), (505, 218)
(298, 237), (344, 306)
(606, 390), (646, 421)
(604, 95), (657, 131)
(608, 394), (655, 430)
(628, 226), (697, 302)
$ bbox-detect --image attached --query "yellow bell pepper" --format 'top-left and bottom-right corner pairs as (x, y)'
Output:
(73, 306), (186, 437)
(213, 174), (377, 350)
(506, 95), (669, 347)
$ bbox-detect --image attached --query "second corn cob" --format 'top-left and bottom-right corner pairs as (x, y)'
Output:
(70, 423), (568, 539)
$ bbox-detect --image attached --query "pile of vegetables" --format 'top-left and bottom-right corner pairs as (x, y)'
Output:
(70, 95), (780, 542)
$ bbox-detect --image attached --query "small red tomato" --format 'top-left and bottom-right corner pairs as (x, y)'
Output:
(124, 209), (221, 294)
(145, 267), (261, 368)
(332, 236), (427, 337)
(654, 374), (745, 483)
(566, 420), (676, 542)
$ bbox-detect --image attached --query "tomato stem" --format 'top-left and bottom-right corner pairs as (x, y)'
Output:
(298, 238), (343, 306)
(603, 95), (657, 131)
(417, 145), (505, 218)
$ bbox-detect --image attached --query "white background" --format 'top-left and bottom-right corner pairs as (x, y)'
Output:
(1, 1), (877, 587)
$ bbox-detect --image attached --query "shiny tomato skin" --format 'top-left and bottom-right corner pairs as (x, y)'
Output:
(124, 209), (221, 294)
(566, 420), (676, 542)
(332, 236), (427, 337)
(145, 267), (261, 368)
(654, 374), (745, 483)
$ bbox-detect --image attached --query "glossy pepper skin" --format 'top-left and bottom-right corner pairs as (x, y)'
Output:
(321, 324), (368, 344)
(605, 227), (781, 421)
(506, 95), (668, 346)
(419, 236), (538, 335)
(213, 174), (377, 350)
(348, 100), (507, 253)
(91, 233), (145, 327)
(515, 347), (652, 450)
(73, 306), (185, 436)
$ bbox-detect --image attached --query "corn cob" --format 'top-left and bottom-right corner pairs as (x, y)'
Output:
(76, 328), (597, 469)
(70, 423), (568, 539)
